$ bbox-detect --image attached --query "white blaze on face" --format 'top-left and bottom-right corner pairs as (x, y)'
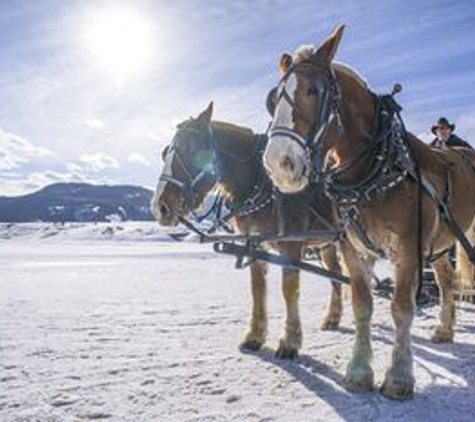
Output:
(151, 188), (162, 221)
(151, 150), (174, 222)
(272, 74), (297, 129)
(264, 74), (308, 193)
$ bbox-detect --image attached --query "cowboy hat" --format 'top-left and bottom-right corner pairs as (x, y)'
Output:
(431, 117), (455, 135)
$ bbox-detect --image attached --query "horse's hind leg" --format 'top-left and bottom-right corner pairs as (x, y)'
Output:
(381, 253), (416, 401)
(320, 245), (343, 331)
(341, 241), (375, 392)
(240, 260), (268, 351)
(276, 244), (302, 359)
(431, 253), (456, 343)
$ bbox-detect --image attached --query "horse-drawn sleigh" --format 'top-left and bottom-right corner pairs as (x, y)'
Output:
(152, 25), (475, 401)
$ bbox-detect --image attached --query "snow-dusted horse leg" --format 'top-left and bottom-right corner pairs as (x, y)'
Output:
(431, 253), (456, 343)
(381, 252), (416, 400)
(240, 261), (268, 351)
(341, 241), (375, 392)
(275, 245), (302, 359)
(320, 246), (343, 331)
(276, 267), (302, 359)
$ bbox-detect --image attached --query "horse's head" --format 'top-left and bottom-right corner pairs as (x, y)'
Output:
(152, 102), (219, 226)
(263, 25), (346, 193)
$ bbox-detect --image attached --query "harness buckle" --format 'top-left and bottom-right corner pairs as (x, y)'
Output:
(364, 183), (379, 202)
(340, 204), (360, 232)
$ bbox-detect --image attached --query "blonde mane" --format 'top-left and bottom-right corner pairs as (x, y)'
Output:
(293, 45), (369, 89)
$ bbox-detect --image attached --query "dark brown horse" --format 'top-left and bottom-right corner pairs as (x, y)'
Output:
(263, 26), (475, 399)
(152, 103), (345, 359)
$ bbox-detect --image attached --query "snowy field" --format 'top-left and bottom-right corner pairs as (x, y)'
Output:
(1, 223), (474, 422)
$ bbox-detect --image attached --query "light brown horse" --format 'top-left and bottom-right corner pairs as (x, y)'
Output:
(263, 25), (475, 399)
(152, 103), (344, 359)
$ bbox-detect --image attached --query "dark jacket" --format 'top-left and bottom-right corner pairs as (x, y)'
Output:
(430, 134), (472, 149)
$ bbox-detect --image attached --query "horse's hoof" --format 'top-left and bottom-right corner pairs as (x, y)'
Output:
(275, 342), (299, 360)
(380, 372), (414, 401)
(239, 339), (263, 352)
(240, 330), (265, 352)
(431, 326), (454, 344)
(321, 318), (340, 331)
(344, 362), (374, 392)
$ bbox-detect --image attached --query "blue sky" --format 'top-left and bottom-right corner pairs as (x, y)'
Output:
(1, 0), (475, 195)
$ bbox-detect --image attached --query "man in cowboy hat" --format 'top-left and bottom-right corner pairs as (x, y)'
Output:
(430, 117), (472, 149)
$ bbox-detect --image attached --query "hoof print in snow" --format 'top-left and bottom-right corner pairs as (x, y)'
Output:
(50, 394), (80, 407)
(79, 411), (112, 420)
(226, 394), (242, 404)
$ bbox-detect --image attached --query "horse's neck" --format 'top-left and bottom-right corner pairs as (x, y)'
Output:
(212, 124), (261, 202)
(330, 75), (376, 180)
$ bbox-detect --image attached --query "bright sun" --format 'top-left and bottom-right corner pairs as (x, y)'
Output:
(84, 7), (154, 87)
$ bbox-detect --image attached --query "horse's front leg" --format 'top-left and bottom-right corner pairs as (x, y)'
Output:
(381, 254), (416, 400)
(431, 253), (456, 343)
(276, 245), (302, 359)
(240, 260), (268, 351)
(320, 245), (343, 331)
(341, 240), (375, 392)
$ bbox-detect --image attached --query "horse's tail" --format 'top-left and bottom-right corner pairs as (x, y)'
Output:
(455, 219), (475, 301)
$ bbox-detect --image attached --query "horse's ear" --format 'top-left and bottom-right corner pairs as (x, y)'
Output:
(196, 102), (213, 124)
(279, 53), (293, 74)
(313, 24), (345, 64)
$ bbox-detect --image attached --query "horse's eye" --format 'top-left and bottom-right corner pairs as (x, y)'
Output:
(181, 141), (192, 154)
(307, 86), (318, 96)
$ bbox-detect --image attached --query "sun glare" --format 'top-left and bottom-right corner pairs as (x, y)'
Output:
(84, 7), (154, 87)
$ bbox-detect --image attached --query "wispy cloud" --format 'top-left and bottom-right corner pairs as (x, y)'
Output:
(127, 153), (152, 167)
(1, 0), (475, 195)
(79, 152), (120, 172)
(0, 126), (125, 196)
(0, 127), (53, 171)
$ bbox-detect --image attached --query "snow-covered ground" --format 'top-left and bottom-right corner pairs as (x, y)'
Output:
(0, 222), (172, 243)
(1, 223), (474, 421)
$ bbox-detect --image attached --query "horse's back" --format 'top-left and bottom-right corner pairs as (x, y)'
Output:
(409, 134), (475, 178)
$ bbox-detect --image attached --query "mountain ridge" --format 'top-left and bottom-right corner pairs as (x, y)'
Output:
(0, 182), (155, 222)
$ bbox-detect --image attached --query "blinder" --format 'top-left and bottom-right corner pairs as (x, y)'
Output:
(161, 145), (170, 162)
(266, 86), (278, 117)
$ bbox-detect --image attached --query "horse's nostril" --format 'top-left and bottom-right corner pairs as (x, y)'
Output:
(281, 156), (295, 172)
(159, 203), (170, 218)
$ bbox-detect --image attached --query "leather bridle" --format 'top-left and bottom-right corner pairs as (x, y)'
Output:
(268, 61), (344, 182)
(159, 123), (220, 220)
